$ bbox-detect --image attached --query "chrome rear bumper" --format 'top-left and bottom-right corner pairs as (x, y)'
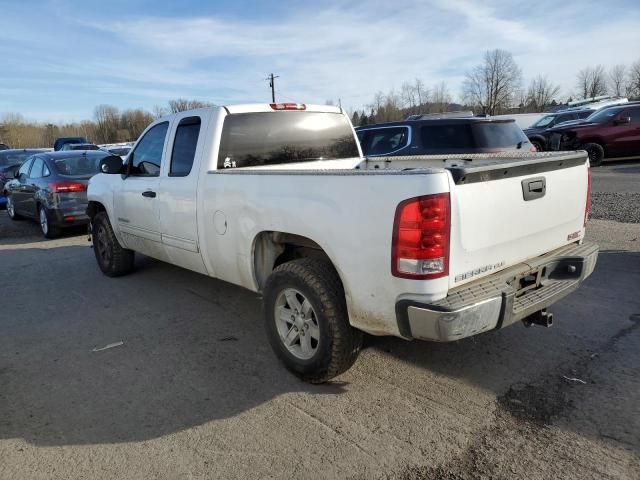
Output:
(396, 241), (599, 342)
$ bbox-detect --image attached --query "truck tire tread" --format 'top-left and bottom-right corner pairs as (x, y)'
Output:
(264, 257), (363, 383)
(92, 211), (134, 277)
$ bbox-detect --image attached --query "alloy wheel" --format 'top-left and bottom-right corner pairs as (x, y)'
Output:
(274, 288), (320, 360)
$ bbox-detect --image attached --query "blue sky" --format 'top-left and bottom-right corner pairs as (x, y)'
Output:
(1, 0), (639, 123)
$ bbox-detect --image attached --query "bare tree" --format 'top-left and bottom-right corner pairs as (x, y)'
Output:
(167, 98), (214, 113)
(120, 109), (154, 141)
(608, 64), (627, 97)
(414, 78), (428, 107)
(400, 81), (417, 111)
(627, 59), (640, 99)
(93, 105), (120, 144)
(462, 49), (522, 115)
(576, 65), (608, 99)
(431, 82), (451, 113)
(526, 76), (561, 111)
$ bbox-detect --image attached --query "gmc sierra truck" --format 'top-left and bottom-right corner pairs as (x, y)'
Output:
(87, 103), (598, 383)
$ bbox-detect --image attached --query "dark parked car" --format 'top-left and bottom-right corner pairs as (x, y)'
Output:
(356, 116), (534, 156)
(53, 137), (88, 151)
(0, 143), (9, 150)
(523, 109), (594, 151)
(60, 143), (101, 151)
(0, 149), (48, 208)
(5, 151), (121, 237)
(547, 103), (640, 166)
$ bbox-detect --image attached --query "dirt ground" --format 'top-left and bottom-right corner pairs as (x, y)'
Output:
(0, 168), (638, 479)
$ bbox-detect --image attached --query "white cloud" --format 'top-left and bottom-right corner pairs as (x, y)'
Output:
(2, 0), (639, 121)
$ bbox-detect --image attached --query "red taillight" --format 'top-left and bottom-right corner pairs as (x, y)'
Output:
(584, 167), (591, 227)
(392, 193), (450, 279)
(49, 182), (86, 193)
(269, 103), (306, 111)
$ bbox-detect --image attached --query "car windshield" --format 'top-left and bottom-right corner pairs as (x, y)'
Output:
(586, 107), (623, 123)
(0, 151), (31, 166)
(531, 115), (555, 128)
(217, 111), (359, 168)
(52, 154), (108, 176)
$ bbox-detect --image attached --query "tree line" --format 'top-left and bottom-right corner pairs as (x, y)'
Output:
(350, 49), (640, 126)
(0, 99), (212, 149)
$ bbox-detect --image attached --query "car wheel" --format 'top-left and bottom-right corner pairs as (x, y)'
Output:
(583, 142), (604, 167)
(39, 206), (61, 238)
(263, 257), (363, 383)
(6, 195), (21, 220)
(92, 211), (135, 277)
(531, 139), (544, 152)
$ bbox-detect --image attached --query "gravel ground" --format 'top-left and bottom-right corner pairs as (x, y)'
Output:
(591, 192), (640, 224)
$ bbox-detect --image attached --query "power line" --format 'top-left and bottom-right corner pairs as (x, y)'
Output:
(265, 73), (280, 102)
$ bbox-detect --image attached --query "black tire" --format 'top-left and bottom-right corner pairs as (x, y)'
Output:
(263, 257), (363, 383)
(583, 142), (604, 167)
(531, 139), (544, 152)
(92, 211), (135, 277)
(39, 205), (61, 239)
(6, 195), (21, 220)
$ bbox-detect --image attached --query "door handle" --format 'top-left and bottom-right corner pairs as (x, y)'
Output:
(142, 190), (156, 198)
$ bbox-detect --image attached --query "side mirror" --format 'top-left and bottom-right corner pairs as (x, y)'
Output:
(614, 116), (631, 125)
(99, 155), (125, 174)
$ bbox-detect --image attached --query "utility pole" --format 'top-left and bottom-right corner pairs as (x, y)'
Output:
(266, 73), (279, 102)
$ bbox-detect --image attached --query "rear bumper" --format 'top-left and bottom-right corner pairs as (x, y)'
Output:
(396, 241), (598, 341)
(51, 208), (89, 227)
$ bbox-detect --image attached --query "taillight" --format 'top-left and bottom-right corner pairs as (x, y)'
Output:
(0, 172), (5, 181)
(584, 167), (591, 227)
(270, 103), (306, 111)
(392, 193), (450, 279)
(49, 182), (86, 193)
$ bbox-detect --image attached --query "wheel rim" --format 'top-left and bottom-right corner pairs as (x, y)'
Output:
(95, 224), (113, 266)
(39, 208), (48, 235)
(7, 197), (14, 217)
(533, 141), (543, 152)
(274, 288), (320, 360)
(587, 148), (600, 163)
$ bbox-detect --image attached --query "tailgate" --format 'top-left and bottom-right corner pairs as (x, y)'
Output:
(446, 152), (589, 287)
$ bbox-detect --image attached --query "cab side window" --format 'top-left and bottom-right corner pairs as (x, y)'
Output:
(169, 116), (201, 177)
(129, 122), (169, 176)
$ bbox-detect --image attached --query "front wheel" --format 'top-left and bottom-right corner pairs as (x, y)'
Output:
(531, 139), (544, 152)
(92, 211), (135, 277)
(583, 142), (604, 167)
(263, 258), (363, 383)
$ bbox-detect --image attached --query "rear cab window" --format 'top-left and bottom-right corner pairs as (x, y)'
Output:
(358, 126), (410, 156)
(170, 116), (202, 176)
(217, 112), (359, 169)
(420, 124), (474, 150)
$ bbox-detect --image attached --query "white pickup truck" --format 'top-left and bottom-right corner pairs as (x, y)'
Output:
(87, 103), (598, 383)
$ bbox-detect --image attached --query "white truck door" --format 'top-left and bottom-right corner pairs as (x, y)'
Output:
(114, 121), (170, 260)
(158, 113), (208, 274)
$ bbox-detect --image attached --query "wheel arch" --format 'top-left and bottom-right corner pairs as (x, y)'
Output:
(252, 231), (346, 294)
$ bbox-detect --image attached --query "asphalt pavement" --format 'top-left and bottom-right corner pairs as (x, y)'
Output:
(0, 163), (638, 479)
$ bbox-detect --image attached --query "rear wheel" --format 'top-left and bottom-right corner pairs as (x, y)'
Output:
(583, 142), (604, 167)
(92, 211), (135, 277)
(263, 257), (363, 383)
(6, 195), (21, 220)
(39, 206), (60, 238)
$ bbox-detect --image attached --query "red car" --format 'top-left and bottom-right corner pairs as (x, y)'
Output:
(548, 103), (640, 166)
